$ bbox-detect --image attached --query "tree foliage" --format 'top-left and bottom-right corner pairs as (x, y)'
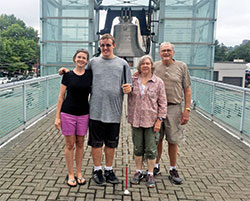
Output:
(0, 14), (39, 72)
(215, 40), (250, 62)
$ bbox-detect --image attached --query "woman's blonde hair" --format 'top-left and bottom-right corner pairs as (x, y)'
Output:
(137, 55), (154, 74)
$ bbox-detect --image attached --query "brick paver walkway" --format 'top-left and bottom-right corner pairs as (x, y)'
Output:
(0, 110), (250, 201)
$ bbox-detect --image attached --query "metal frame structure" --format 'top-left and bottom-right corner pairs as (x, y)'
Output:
(40, 0), (96, 76)
(41, 0), (217, 79)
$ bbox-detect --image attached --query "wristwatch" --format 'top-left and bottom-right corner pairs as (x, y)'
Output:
(185, 107), (191, 112)
(158, 117), (163, 121)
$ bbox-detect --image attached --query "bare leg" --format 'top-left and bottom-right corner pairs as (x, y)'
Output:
(104, 146), (115, 166)
(75, 136), (84, 179)
(92, 147), (103, 166)
(148, 159), (156, 173)
(64, 135), (75, 185)
(168, 142), (178, 166)
(134, 155), (143, 170)
(156, 139), (163, 164)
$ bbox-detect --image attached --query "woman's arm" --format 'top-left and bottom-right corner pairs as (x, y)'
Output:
(54, 84), (67, 130)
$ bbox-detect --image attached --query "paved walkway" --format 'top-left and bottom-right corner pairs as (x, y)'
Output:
(0, 109), (250, 201)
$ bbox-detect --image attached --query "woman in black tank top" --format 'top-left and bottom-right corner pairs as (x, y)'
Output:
(54, 49), (92, 187)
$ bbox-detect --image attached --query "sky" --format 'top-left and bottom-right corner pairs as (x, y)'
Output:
(0, 0), (249, 47)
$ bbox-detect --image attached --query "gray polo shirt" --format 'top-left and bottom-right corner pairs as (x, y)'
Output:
(154, 60), (191, 104)
(87, 56), (131, 123)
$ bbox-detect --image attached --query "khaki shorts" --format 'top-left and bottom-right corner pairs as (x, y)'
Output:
(160, 104), (186, 145)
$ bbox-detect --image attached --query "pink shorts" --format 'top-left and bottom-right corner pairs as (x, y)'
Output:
(61, 112), (89, 136)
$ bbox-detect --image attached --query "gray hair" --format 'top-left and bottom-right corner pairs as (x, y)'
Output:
(137, 55), (154, 74)
(160, 42), (175, 51)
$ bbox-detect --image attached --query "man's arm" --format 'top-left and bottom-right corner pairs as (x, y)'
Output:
(58, 67), (70, 75)
(181, 86), (191, 125)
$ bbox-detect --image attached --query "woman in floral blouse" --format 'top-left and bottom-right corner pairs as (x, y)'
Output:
(128, 55), (167, 188)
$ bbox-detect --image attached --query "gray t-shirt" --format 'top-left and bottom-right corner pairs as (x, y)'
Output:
(87, 56), (132, 123)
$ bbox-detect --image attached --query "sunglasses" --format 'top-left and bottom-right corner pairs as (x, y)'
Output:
(100, 44), (112, 48)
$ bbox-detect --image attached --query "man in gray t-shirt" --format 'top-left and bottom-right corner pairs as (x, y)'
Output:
(88, 55), (131, 123)
(87, 34), (132, 186)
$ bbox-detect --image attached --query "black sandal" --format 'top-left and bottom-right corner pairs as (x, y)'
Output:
(76, 177), (86, 185)
(65, 175), (77, 187)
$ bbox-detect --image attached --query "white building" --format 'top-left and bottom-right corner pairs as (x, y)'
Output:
(214, 62), (249, 87)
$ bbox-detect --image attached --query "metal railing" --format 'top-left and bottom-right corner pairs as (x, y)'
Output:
(1, 74), (249, 145)
(0, 75), (61, 145)
(191, 77), (250, 143)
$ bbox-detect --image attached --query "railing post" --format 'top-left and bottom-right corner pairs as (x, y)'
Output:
(240, 89), (246, 138)
(46, 77), (49, 113)
(211, 82), (215, 120)
(193, 79), (197, 109)
(23, 83), (27, 127)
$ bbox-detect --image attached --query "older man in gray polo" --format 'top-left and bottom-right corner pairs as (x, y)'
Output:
(153, 42), (191, 184)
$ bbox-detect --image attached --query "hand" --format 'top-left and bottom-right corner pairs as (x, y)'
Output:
(133, 71), (139, 77)
(58, 67), (69, 75)
(122, 83), (132, 94)
(181, 110), (189, 125)
(153, 119), (162, 132)
(54, 118), (61, 130)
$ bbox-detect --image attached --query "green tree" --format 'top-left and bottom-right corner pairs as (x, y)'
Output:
(0, 14), (25, 31)
(214, 40), (229, 61)
(227, 42), (250, 62)
(0, 14), (39, 73)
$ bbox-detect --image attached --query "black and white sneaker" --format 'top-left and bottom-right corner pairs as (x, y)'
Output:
(92, 169), (106, 186)
(153, 165), (161, 176)
(104, 169), (119, 184)
(169, 169), (182, 185)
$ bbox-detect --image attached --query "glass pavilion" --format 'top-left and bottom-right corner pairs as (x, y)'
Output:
(41, 0), (217, 79)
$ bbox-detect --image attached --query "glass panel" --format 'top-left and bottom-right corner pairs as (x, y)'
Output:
(42, 0), (93, 76)
(244, 92), (250, 137)
(163, 20), (211, 43)
(61, 0), (89, 6)
(214, 87), (243, 131)
(46, 19), (89, 41)
(101, 0), (148, 6)
(0, 86), (23, 137)
(165, 0), (213, 18)
(194, 81), (213, 113)
(158, 0), (216, 79)
(48, 77), (61, 107)
(26, 82), (47, 121)
(44, 0), (89, 17)
(44, 43), (89, 64)
(189, 69), (211, 80)
(191, 77), (250, 139)
(41, 66), (61, 76)
(63, 9), (89, 17)
(0, 77), (61, 139)
(172, 44), (211, 67)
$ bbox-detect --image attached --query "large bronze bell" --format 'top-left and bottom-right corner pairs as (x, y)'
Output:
(113, 18), (145, 57)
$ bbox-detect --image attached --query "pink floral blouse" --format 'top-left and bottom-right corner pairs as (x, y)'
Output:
(128, 73), (167, 128)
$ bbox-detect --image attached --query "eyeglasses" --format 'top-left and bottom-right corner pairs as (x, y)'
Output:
(160, 49), (173, 53)
(100, 44), (112, 48)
